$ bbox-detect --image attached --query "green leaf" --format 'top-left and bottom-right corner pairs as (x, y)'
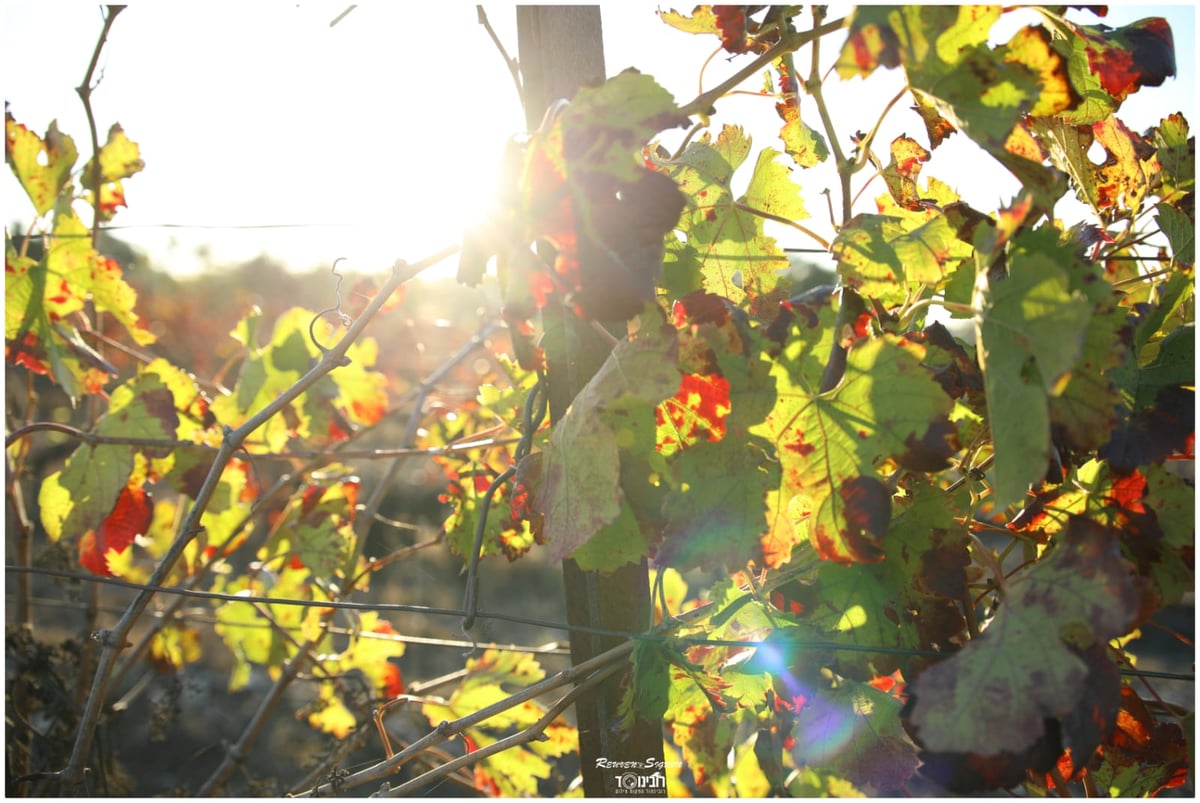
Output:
(560, 68), (684, 183)
(660, 437), (780, 570)
(743, 147), (810, 222)
(535, 325), (679, 560)
(663, 126), (791, 306)
(213, 565), (315, 692)
(833, 213), (970, 306)
(568, 498), (652, 572)
(39, 373), (179, 552)
(620, 640), (675, 729)
(1157, 204), (1195, 267)
(1149, 112), (1194, 201)
(788, 481), (968, 680)
(905, 517), (1138, 756)
(793, 680), (919, 791)
(973, 226), (1093, 508)
(754, 335), (954, 565)
(1058, 24), (1117, 125)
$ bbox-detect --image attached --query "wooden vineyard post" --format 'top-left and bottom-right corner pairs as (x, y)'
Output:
(515, 7), (666, 797)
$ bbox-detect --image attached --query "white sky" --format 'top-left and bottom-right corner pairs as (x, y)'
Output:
(2, 3), (1195, 278)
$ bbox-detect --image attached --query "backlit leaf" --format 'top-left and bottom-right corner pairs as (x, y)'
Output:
(657, 6), (719, 37)
(973, 226), (1093, 508)
(754, 335), (954, 565)
(1068, 17), (1176, 104)
(662, 126), (793, 306)
(785, 481), (968, 680)
(833, 212), (969, 306)
(774, 54), (828, 168)
(78, 482), (153, 577)
(5, 112), (77, 215)
(535, 326), (679, 560)
(905, 517), (1138, 757)
(421, 650), (571, 797)
(39, 372), (179, 557)
(880, 135), (930, 212)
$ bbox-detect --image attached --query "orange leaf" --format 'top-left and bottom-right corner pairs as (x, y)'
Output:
(80, 485), (152, 576)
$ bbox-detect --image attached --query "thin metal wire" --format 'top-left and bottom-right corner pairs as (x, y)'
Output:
(7, 564), (1193, 682)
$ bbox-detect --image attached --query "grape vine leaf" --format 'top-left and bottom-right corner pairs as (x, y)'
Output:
(534, 325), (679, 560)
(880, 135), (930, 211)
(834, 176), (973, 307)
(1042, 248), (1130, 453)
(1102, 323), (1195, 473)
(753, 334), (955, 565)
(904, 517), (1138, 758)
(78, 482), (154, 576)
(1035, 115), (1156, 223)
(792, 679), (919, 792)
(149, 623), (203, 672)
(281, 477), (359, 579)
(5, 111), (77, 215)
(1147, 112), (1194, 203)
(660, 438), (780, 570)
(213, 563), (316, 692)
(80, 123), (145, 222)
(6, 207), (154, 399)
(305, 683), (357, 739)
(657, 295), (782, 569)
(1157, 205), (1195, 267)
(321, 612), (405, 698)
(657, 6), (719, 37)
(210, 307), (387, 452)
(662, 126), (802, 307)
(421, 650), (573, 798)
(513, 69), (687, 323)
(773, 54), (828, 168)
(1066, 16), (1176, 104)
(1087, 687), (1191, 795)
(973, 224), (1094, 508)
(838, 7), (1073, 210)
(785, 481), (968, 680)
(39, 372), (179, 572)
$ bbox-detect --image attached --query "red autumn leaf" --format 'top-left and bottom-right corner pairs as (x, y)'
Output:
(1107, 470), (1147, 512)
(6, 330), (50, 375)
(300, 483), (326, 516)
(1087, 687), (1191, 794)
(79, 485), (152, 576)
(657, 372), (732, 447)
(713, 6), (752, 53)
(1073, 17), (1176, 103)
(380, 664), (404, 699)
(882, 135), (931, 212)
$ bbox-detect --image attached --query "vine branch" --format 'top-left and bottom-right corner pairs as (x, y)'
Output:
(55, 249), (454, 790)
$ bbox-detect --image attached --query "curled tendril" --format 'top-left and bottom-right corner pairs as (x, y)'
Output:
(459, 371), (548, 654)
(309, 257), (355, 354)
